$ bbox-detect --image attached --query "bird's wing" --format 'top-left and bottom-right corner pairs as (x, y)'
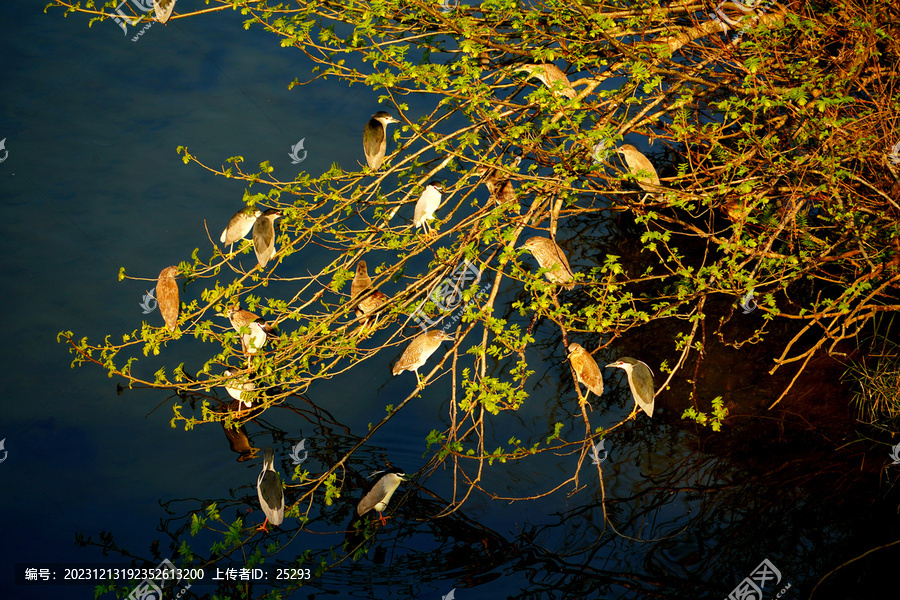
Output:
(156, 272), (180, 331)
(153, 0), (176, 23)
(363, 123), (385, 159)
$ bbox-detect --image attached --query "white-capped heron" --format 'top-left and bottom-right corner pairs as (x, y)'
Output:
(220, 206), (262, 250)
(363, 111), (400, 171)
(223, 369), (255, 408)
(605, 357), (655, 418)
(413, 181), (443, 235)
(519, 236), (575, 290)
(392, 330), (454, 385)
(253, 208), (281, 268)
(357, 468), (406, 525)
(154, 0), (176, 23)
(220, 305), (272, 354)
(256, 447), (285, 532)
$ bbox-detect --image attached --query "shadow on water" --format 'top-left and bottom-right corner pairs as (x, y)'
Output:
(80, 336), (900, 600)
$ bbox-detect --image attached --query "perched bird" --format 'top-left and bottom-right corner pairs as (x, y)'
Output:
(154, 0), (176, 23)
(515, 63), (576, 99)
(519, 236), (575, 290)
(223, 369), (255, 408)
(363, 111), (400, 171)
(357, 468), (406, 526)
(392, 330), (454, 384)
(617, 144), (661, 197)
(256, 447), (285, 532)
(253, 208), (281, 268)
(220, 206), (262, 250)
(605, 357), (655, 418)
(156, 266), (180, 331)
(351, 260), (390, 318)
(476, 166), (517, 205)
(413, 181), (444, 235)
(221, 305), (272, 354)
(568, 343), (604, 409)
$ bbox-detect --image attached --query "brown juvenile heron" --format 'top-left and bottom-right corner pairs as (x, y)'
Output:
(351, 260), (390, 318)
(617, 144), (661, 198)
(515, 63), (577, 99)
(413, 181), (444, 235)
(476, 166), (517, 205)
(156, 266), (180, 331)
(363, 111), (400, 171)
(568, 343), (603, 410)
(253, 208), (281, 268)
(605, 357), (655, 418)
(256, 447), (285, 532)
(519, 236), (575, 290)
(392, 330), (454, 384)
(357, 468), (406, 526)
(220, 206), (262, 250)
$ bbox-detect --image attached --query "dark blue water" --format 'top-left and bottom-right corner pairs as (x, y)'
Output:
(2, 2), (899, 600)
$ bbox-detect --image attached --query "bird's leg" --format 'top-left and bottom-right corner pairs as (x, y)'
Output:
(414, 370), (422, 387)
(574, 391), (594, 416)
(377, 512), (390, 526)
(257, 518), (270, 533)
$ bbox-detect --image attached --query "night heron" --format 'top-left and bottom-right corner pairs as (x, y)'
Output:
(253, 208), (281, 268)
(351, 260), (390, 319)
(392, 330), (454, 384)
(476, 166), (517, 205)
(154, 0), (176, 23)
(519, 236), (575, 290)
(363, 111), (400, 171)
(515, 63), (577, 99)
(223, 369), (255, 409)
(413, 181), (443, 235)
(357, 468), (406, 526)
(156, 266), (180, 331)
(605, 357), (655, 418)
(220, 206), (262, 250)
(617, 144), (661, 198)
(221, 305), (271, 354)
(568, 343), (603, 410)
(256, 447), (285, 532)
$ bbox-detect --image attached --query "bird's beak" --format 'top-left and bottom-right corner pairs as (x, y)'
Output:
(604, 362), (617, 368)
